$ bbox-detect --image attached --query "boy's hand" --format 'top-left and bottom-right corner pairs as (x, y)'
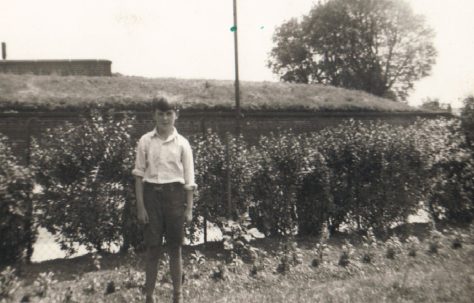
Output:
(184, 208), (193, 224)
(137, 207), (149, 224)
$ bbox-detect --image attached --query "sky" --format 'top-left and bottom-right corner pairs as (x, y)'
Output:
(1, 0), (473, 108)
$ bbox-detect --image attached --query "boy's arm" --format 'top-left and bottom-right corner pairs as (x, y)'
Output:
(182, 139), (197, 224)
(135, 176), (148, 224)
(133, 137), (148, 224)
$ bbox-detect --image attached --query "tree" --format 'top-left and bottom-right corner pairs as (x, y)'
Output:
(268, 0), (437, 101)
(419, 97), (448, 112)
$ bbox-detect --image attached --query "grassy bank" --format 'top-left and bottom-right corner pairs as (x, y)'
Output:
(0, 74), (418, 112)
(5, 223), (473, 303)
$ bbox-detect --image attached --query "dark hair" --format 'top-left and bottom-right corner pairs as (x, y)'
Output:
(150, 97), (178, 112)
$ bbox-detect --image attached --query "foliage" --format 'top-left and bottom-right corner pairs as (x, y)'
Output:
(460, 95), (474, 145)
(447, 229), (466, 250)
(419, 97), (451, 112)
(405, 236), (420, 257)
(361, 228), (378, 263)
(192, 118), (471, 238)
(190, 132), (255, 242)
(268, 0), (437, 101)
(0, 267), (21, 302)
(312, 223), (330, 267)
(220, 213), (261, 264)
(412, 118), (474, 223)
(188, 250), (206, 280)
(276, 239), (303, 274)
(338, 240), (355, 267)
(210, 264), (229, 281)
(31, 112), (136, 253)
(7, 225), (474, 303)
(384, 235), (402, 259)
(11, 113), (472, 259)
(314, 120), (426, 232)
(249, 131), (312, 236)
(0, 134), (35, 265)
(427, 229), (443, 254)
(296, 145), (332, 236)
(92, 253), (103, 271)
(32, 272), (57, 298)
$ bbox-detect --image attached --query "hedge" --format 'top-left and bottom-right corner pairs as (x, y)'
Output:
(30, 112), (137, 254)
(0, 134), (35, 266)
(1, 114), (472, 264)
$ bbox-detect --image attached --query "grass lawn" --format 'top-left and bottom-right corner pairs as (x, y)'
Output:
(6, 223), (474, 303)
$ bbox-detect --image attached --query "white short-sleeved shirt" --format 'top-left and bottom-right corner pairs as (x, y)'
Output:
(132, 128), (197, 191)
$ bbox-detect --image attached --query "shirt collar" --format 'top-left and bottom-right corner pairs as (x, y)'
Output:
(152, 127), (178, 142)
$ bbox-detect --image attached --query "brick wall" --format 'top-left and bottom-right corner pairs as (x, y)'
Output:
(0, 110), (451, 165)
(0, 60), (111, 76)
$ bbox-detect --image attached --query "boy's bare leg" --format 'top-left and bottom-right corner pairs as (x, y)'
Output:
(169, 244), (183, 303)
(145, 245), (161, 302)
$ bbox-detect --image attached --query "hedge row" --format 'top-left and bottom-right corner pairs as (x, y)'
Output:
(195, 119), (473, 237)
(1, 113), (473, 265)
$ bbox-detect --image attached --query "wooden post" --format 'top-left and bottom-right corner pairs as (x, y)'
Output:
(25, 118), (34, 263)
(225, 133), (232, 218)
(203, 212), (208, 244)
(202, 119), (208, 244)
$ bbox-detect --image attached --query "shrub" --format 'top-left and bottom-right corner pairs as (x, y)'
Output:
(460, 95), (474, 145)
(427, 230), (443, 254)
(33, 272), (57, 298)
(249, 131), (311, 236)
(0, 134), (35, 265)
(361, 228), (378, 263)
(315, 120), (426, 232)
(190, 131), (255, 242)
(276, 238), (302, 274)
(296, 143), (332, 236)
(220, 213), (260, 264)
(31, 112), (136, 253)
(405, 236), (420, 257)
(385, 235), (402, 259)
(312, 223), (330, 267)
(413, 118), (474, 223)
(448, 229), (466, 249)
(0, 267), (21, 301)
(190, 130), (226, 237)
(338, 240), (354, 267)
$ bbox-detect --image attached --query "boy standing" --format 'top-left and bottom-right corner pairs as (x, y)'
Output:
(132, 97), (196, 303)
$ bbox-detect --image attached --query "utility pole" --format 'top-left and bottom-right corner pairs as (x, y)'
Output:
(2, 42), (6, 60)
(233, 0), (241, 135)
(225, 0), (241, 219)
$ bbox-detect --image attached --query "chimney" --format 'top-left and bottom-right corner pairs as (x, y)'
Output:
(1, 42), (5, 60)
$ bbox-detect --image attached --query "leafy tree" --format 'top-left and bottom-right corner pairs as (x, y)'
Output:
(268, 0), (437, 101)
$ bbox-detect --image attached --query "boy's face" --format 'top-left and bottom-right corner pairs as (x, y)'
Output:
(154, 109), (177, 129)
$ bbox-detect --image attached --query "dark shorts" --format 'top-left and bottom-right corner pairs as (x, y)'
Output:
(143, 182), (186, 247)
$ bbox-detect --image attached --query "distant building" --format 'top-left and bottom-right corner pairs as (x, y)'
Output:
(0, 59), (112, 76)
